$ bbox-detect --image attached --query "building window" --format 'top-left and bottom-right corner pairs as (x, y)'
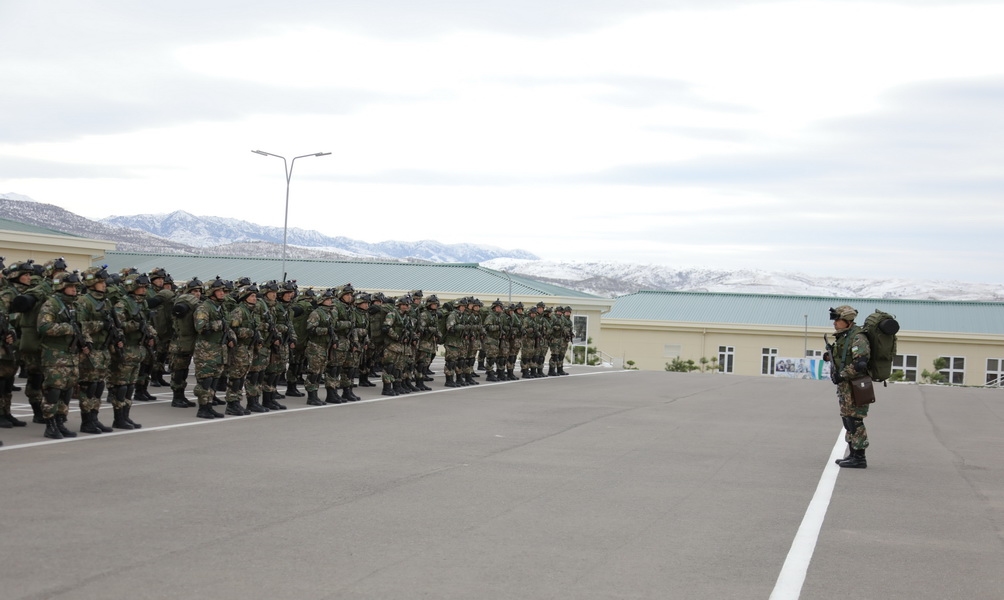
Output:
(761, 347), (778, 375)
(805, 349), (823, 358)
(718, 346), (734, 374)
(986, 359), (1004, 387)
(663, 344), (683, 358)
(939, 356), (965, 385)
(893, 354), (919, 383)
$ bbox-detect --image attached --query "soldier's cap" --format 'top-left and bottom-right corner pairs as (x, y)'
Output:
(119, 266), (138, 276)
(281, 280), (297, 292)
(301, 288), (316, 298)
(536, 301), (546, 308)
(410, 289), (423, 298)
(340, 283), (355, 296)
(320, 288), (336, 300)
(236, 276), (252, 287)
(455, 297), (469, 306)
(515, 302), (524, 309)
(164, 274), (174, 286)
(148, 267), (168, 280)
(829, 305), (858, 322)
(397, 294), (413, 306)
(426, 294), (439, 305)
(354, 292), (372, 305)
(492, 298), (504, 309)
(528, 306), (538, 314)
(507, 303), (516, 311)
(184, 277), (203, 292)
(261, 280), (279, 292)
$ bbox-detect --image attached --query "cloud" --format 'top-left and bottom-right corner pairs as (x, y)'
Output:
(0, 155), (136, 179)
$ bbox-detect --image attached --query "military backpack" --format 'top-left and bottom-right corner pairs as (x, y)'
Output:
(861, 310), (900, 382)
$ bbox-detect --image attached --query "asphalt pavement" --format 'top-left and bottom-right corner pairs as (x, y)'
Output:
(1, 365), (1002, 600)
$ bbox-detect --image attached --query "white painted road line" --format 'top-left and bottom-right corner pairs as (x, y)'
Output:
(769, 430), (845, 600)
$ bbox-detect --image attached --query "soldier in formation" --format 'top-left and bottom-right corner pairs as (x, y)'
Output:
(1, 259), (579, 437)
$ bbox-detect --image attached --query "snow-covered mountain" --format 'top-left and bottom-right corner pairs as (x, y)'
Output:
(481, 259), (1004, 302)
(101, 210), (539, 263)
(5, 193), (1002, 301)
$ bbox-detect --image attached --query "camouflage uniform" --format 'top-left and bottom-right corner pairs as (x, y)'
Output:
(331, 286), (357, 401)
(74, 267), (118, 433)
(547, 307), (564, 376)
(262, 282), (296, 411)
(481, 300), (505, 382)
(192, 279), (230, 419)
(108, 274), (156, 429)
(285, 288), (315, 397)
(414, 295), (441, 391)
(225, 285), (262, 415)
(827, 305), (872, 468)
(504, 304), (524, 381)
(0, 261), (31, 428)
(442, 299), (468, 387)
(348, 294), (373, 393)
(462, 300), (483, 386)
(15, 265), (53, 423)
(304, 292), (336, 406)
(381, 296), (414, 396)
(168, 279), (203, 408)
(37, 272), (89, 438)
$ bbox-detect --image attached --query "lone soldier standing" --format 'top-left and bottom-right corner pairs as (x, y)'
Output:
(825, 305), (871, 469)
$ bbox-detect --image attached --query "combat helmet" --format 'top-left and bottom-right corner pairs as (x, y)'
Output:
(123, 273), (151, 293)
(396, 294), (413, 306)
(52, 271), (81, 293)
(80, 266), (109, 288)
(182, 277), (203, 293)
(426, 294), (440, 306)
(238, 284), (259, 301)
(829, 305), (858, 322)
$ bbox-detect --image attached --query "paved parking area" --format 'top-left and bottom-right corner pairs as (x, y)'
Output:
(1, 367), (1002, 599)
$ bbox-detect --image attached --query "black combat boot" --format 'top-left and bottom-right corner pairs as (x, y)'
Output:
(838, 448), (867, 469)
(124, 404), (142, 429)
(44, 417), (63, 439)
(306, 387), (324, 406)
(558, 363), (569, 375)
(134, 382), (156, 401)
(54, 414), (77, 438)
(246, 395), (268, 413)
(31, 401), (45, 424)
(225, 401), (245, 416)
(381, 381), (398, 396)
(91, 410), (113, 433)
(3, 411), (26, 427)
(392, 380), (404, 395)
(415, 378), (431, 391)
(548, 365), (557, 377)
(285, 381), (305, 397)
(171, 388), (190, 408)
(486, 359), (499, 382)
(477, 356), (486, 371)
(79, 410), (103, 435)
(196, 403), (217, 419)
(344, 385), (361, 402)
(835, 442), (853, 465)
(323, 386), (338, 404)
(444, 374), (457, 388)
(112, 406), (134, 430)
(358, 373), (375, 387)
(262, 391), (281, 411)
(152, 371), (170, 387)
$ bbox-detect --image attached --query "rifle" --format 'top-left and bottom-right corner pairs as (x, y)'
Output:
(823, 334), (840, 384)
(0, 310), (15, 355)
(59, 302), (89, 354)
(104, 298), (125, 358)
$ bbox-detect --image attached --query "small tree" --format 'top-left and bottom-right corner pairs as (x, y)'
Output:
(710, 357), (719, 373)
(665, 357), (699, 372)
(586, 337), (600, 366)
(624, 360), (638, 371)
(698, 357), (709, 373)
(888, 370), (906, 383)
(921, 357), (949, 384)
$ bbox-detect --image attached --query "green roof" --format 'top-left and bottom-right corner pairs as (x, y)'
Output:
(605, 290), (1004, 335)
(0, 217), (80, 237)
(98, 252), (598, 298)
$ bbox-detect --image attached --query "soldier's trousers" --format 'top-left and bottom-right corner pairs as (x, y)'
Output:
(837, 383), (870, 450)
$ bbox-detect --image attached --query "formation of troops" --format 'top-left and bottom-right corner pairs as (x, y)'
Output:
(0, 258), (576, 443)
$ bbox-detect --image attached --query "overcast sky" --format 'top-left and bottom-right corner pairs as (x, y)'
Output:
(2, 1), (1002, 283)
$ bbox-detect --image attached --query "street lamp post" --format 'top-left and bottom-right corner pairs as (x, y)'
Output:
(252, 149), (331, 280)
